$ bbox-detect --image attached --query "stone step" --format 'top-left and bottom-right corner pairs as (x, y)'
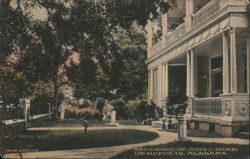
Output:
(151, 121), (169, 130)
(151, 121), (163, 128)
(236, 132), (250, 139)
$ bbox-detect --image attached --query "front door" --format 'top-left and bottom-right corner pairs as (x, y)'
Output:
(211, 56), (223, 97)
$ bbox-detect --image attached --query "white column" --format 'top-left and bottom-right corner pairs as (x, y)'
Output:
(162, 63), (166, 99)
(185, 0), (194, 30)
(247, 30), (250, 94)
(186, 52), (191, 97)
(230, 28), (237, 94)
(185, 0), (194, 18)
(223, 32), (230, 94)
(190, 49), (195, 97)
(148, 68), (154, 100)
(158, 64), (163, 106)
(146, 19), (153, 57)
(161, 13), (168, 43)
(165, 63), (169, 98)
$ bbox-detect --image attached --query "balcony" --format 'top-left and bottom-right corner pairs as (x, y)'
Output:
(150, 0), (247, 57)
(193, 97), (222, 116)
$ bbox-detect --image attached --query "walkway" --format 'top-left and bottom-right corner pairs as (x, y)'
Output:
(3, 114), (49, 125)
(4, 125), (249, 159)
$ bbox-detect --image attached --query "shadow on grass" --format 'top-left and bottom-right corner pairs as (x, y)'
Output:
(4, 129), (159, 151)
(31, 119), (139, 128)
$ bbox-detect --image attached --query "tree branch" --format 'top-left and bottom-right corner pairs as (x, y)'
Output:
(16, 0), (31, 31)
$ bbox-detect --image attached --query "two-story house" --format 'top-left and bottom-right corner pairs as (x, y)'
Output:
(146, 0), (249, 136)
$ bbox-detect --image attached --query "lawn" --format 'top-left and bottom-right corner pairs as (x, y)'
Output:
(31, 119), (138, 127)
(3, 129), (159, 151)
(111, 141), (250, 159)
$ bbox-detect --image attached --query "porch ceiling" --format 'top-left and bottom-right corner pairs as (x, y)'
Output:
(168, 54), (186, 66)
(195, 36), (222, 57)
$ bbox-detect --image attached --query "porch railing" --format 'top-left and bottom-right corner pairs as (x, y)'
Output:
(192, 0), (220, 27)
(150, 0), (247, 57)
(193, 97), (222, 116)
(166, 22), (186, 46)
(151, 40), (163, 55)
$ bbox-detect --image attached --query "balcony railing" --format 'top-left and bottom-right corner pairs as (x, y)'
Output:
(192, 0), (220, 27)
(150, 0), (247, 57)
(193, 97), (222, 116)
(166, 22), (186, 46)
(151, 40), (163, 56)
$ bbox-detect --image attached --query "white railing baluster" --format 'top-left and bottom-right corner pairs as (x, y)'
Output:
(193, 97), (222, 116)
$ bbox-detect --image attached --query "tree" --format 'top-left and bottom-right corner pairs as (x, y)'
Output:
(0, 0), (176, 119)
(69, 0), (176, 101)
(114, 27), (148, 100)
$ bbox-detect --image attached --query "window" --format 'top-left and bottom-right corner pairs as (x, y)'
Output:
(237, 41), (247, 93)
(211, 56), (223, 97)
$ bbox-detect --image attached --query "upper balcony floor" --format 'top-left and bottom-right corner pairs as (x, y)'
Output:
(146, 0), (249, 62)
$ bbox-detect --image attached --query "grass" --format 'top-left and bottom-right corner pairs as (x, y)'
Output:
(111, 141), (250, 159)
(31, 118), (138, 127)
(3, 129), (159, 151)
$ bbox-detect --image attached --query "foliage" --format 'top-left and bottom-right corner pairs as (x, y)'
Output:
(165, 88), (188, 116)
(0, 0), (176, 117)
(96, 97), (105, 114)
(134, 100), (161, 124)
(111, 141), (250, 159)
(0, 123), (26, 158)
(3, 129), (159, 151)
(112, 99), (131, 120)
(65, 106), (102, 120)
(0, 0), (30, 63)
(114, 28), (148, 100)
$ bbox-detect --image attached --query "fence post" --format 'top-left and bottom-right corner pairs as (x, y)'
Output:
(48, 103), (52, 118)
(20, 99), (31, 128)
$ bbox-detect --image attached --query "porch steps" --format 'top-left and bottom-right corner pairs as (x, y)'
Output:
(236, 132), (250, 139)
(236, 125), (250, 139)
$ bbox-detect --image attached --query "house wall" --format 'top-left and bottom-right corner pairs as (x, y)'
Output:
(147, 0), (249, 136)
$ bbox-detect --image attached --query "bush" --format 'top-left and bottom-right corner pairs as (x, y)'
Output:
(134, 100), (161, 124)
(112, 99), (131, 119)
(96, 97), (105, 113)
(164, 88), (188, 128)
(65, 106), (102, 120)
(78, 100), (91, 109)
(165, 89), (188, 116)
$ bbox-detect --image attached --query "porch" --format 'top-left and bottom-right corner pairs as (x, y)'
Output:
(146, 0), (249, 137)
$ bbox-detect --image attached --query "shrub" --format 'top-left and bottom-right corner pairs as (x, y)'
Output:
(96, 97), (105, 113)
(65, 106), (102, 120)
(165, 88), (188, 116)
(134, 100), (161, 124)
(78, 100), (91, 109)
(112, 99), (131, 119)
(164, 88), (188, 128)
